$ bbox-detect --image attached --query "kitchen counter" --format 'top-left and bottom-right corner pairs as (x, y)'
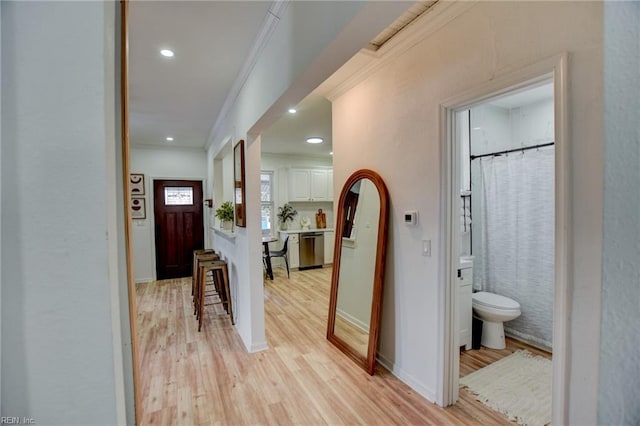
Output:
(277, 229), (335, 269)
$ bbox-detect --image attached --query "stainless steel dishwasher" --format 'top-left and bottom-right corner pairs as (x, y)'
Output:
(299, 232), (324, 270)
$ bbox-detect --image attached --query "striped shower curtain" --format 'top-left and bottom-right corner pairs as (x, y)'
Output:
(472, 147), (555, 350)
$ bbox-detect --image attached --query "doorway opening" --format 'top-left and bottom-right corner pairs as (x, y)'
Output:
(259, 93), (335, 342)
(259, 94), (334, 280)
(440, 55), (570, 425)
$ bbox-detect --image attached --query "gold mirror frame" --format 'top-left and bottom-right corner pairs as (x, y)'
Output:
(327, 169), (389, 375)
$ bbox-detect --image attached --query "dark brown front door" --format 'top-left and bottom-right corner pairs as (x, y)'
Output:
(154, 180), (204, 279)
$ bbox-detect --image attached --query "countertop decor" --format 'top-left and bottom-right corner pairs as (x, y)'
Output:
(277, 203), (298, 230)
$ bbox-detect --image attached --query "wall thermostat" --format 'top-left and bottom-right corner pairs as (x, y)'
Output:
(404, 211), (418, 226)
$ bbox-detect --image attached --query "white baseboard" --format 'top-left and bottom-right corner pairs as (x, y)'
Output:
(248, 341), (268, 353)
(336, 309), (370, 333)
(377, 353), (437, 403)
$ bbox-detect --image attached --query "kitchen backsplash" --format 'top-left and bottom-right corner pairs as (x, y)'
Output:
(287, 201), (334, 230)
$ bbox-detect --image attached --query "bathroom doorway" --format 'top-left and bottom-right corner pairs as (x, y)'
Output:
(440, 56), (570, 424)
(458, 81), (555, 423)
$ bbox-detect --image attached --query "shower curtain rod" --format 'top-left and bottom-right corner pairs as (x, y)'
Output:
(470, 142), (555, 160)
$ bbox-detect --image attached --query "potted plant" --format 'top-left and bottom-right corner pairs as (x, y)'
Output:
(277, 203), (297, 230)
(215, 201), (234, 231)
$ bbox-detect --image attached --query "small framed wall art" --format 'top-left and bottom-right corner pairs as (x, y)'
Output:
(131, 197), (146, 219)
(130, 173), (145, 196)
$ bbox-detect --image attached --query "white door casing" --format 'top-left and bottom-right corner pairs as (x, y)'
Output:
(437, 54), (570, 425)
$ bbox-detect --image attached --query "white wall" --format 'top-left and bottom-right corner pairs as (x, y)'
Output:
(207, 1), (411, 352)
(130, 146), (207, 282)
(1, 2), (127, 423)
(261, 153), (334, 233)
(599, 2), (640, 424)
(509, 99), (555, 147)
(332, 1), (602, 421)
(208, 143), (240, 233)
(469, 105), (511, 155)
(0, 0), (3, 412)
(470, 97), (554, 156)
(210, 136), (267, 352)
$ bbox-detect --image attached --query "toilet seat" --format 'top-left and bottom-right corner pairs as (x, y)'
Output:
(472, 292), (521, 349)
(472, 291), (520, 310)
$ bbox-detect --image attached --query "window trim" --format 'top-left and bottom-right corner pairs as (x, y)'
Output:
(260, 171), (274, 236)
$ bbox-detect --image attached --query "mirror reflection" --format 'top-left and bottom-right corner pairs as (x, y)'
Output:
(327, 169), (388, 375)
(334, 179), (380, 359)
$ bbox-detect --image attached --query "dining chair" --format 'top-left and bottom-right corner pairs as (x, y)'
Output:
(268, 236), (290, 278)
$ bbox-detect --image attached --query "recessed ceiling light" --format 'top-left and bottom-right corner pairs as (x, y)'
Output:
(160, 49), (175, 58)
(306, 137), (323, 144)
(166, 136), (174, 142)
(288, 108), (297, 114)
(329, 151), (333, 156)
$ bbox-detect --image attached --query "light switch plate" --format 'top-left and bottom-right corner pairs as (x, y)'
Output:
(422, 240), (431, 256)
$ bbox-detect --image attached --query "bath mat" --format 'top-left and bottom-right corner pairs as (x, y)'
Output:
(460, 349), (552, 426)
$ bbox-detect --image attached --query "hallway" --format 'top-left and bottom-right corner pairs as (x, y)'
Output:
(136, 267), (512, 424)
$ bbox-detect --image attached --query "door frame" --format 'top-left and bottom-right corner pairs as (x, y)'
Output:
(119, 1), (141, 423)
(437, 54), (570, 425)
(149, 177), (207, 281)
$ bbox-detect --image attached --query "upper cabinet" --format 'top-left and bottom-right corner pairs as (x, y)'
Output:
(289, 169), (311, 201)
(289, 168), (333, 202)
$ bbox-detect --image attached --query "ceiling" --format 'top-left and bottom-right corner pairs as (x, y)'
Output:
(128, 1), (271, 149)
(260, 94), (333, 157)
(489, 82), (554, 109)
(128, 1), (433, 156)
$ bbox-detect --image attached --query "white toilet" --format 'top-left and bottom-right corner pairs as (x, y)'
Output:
(472, 291), (521, 349)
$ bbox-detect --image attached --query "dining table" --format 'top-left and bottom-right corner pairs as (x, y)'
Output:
(262, 235), (278, 280)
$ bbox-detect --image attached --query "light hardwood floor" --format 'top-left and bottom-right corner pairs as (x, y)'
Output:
(137, 266), (533, 425)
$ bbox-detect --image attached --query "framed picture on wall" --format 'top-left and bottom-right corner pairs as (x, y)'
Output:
(130, 173), (145, 196)
(131, 197), (146, 219)
(234, 139), (246, 227)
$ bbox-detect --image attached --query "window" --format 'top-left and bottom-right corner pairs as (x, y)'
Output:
(261, 172), (274, 235)
(164, 187), (193, 205)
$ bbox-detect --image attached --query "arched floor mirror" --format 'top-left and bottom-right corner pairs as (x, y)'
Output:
(327, 169), (389, 375)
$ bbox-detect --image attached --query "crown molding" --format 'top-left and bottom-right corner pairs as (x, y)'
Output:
(131, 143), (206, 153)
(205, 1), (289, 150)
(326, 0), (478, 102)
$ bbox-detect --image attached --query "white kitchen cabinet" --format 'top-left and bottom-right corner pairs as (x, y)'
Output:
(323, 231), (335, 264)
(310, 169), (328, 200)
(459, 267), (473, 350)
(289, 168), (332, 202)
(280, 232), (299, 269)
(289, 169), (311, 202)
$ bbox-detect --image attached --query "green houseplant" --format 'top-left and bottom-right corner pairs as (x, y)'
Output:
(215, 201), (234, 231)
(277, 203), (297, 230)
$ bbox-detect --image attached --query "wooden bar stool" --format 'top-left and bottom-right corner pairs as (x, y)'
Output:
(193, 251), (219, 315)
(192, 249), (216, 295)
(196, 259), (233, 331)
